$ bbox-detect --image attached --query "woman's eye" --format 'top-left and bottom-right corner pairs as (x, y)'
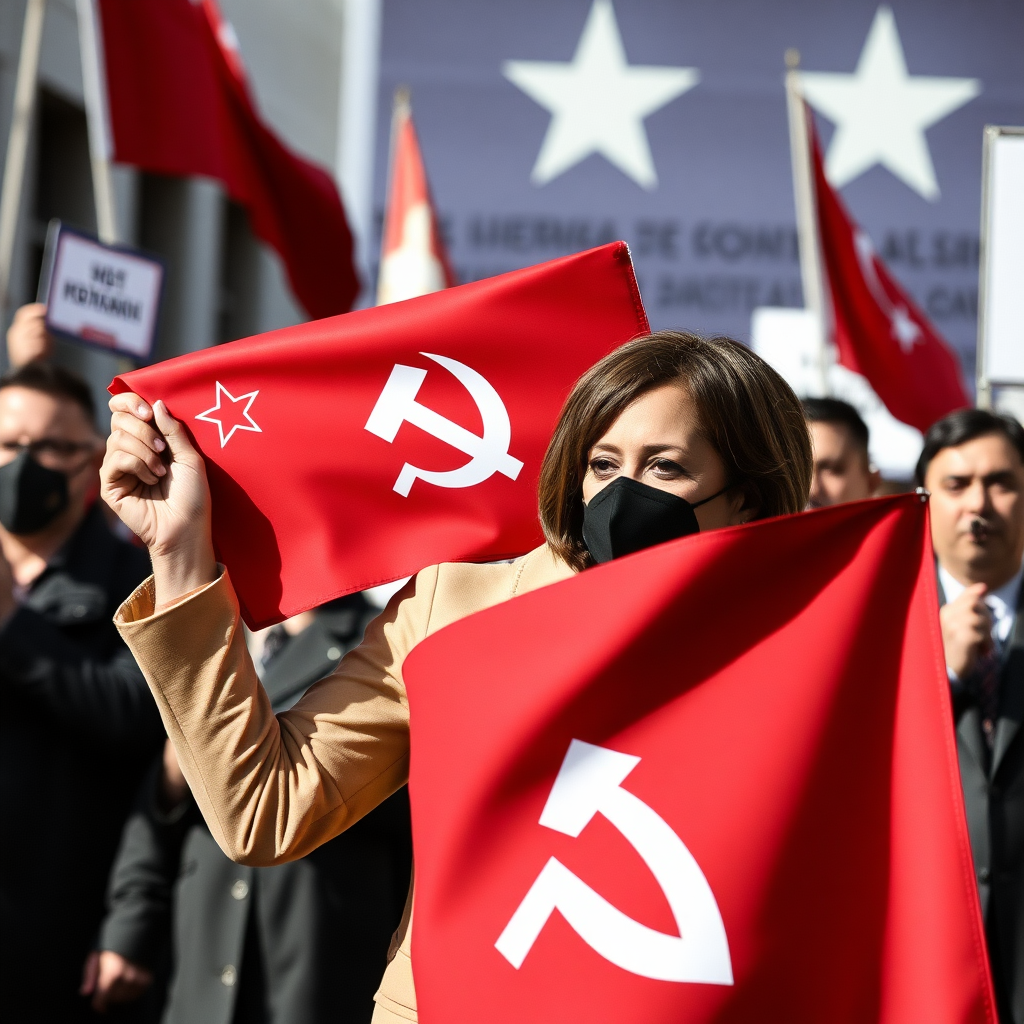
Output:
(589, 458), (617, 475)
(650, 459), (683, 477)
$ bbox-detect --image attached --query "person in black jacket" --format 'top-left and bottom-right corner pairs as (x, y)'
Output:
(92, 595), (413, 1024)
(0, 361), (163, 1022)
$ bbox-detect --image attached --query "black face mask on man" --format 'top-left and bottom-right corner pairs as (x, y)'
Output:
(582, 475), (733, 564)
(0, 448), (70, 535)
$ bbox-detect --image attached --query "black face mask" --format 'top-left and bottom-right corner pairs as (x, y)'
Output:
(582, 475), (732, 564)
(0, 449), (70, 535)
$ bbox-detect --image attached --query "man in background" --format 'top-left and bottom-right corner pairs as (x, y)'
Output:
(0, 358), (163, 1021)
(802, 398), (881, 508)
(87, 596), (413, 1024)
(919, 408), (1024, 1023)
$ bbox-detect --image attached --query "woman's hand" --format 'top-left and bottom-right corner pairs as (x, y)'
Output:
(102, 393), (217, 607)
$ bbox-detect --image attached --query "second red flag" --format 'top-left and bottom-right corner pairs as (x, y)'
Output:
(110, 243), (648, 628)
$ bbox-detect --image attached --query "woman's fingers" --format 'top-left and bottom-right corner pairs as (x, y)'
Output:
(109, 392), (166, 455)
(110, 409), (166, 454)
(107, 429), (166, 481)
(104, 446), (164, 489)
(108, 391), (153, 421)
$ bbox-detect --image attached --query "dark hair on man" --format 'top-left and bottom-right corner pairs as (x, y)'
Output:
(802, 397), (870, 456)
(915, 408), (1024, 486)
(0, 361), (96, 423)
(539, 331), (812, 571)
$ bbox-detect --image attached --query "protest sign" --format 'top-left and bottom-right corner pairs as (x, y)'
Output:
(42, 223), (164, 359)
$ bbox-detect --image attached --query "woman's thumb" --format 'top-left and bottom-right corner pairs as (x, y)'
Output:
(152, 400), (196, 460)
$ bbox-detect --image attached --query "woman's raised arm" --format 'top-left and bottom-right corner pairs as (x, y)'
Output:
(105, 392), (419, 866)
(102, 393), (218, 608)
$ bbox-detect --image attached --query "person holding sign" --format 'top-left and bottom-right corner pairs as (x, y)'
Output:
(100, 331), (811, 1023)
(6, 303), (54, 367)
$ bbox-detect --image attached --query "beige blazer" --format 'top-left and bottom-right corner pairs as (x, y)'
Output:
(115, 544), (575, 1023)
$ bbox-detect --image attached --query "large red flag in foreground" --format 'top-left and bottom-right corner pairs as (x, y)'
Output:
(403, 494), (994, 1024)
(94, 0), (358, 319)
(110, 243), (647, 628)
(810, 114), (970, 432)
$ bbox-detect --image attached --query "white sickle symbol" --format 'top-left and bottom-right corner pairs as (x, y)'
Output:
(496, 739), (733, 985)
(364, 352), (524, 497)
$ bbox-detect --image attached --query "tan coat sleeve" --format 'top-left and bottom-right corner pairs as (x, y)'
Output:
(115, 566), (438, 866)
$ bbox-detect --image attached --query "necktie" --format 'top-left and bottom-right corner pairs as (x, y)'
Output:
(969, 647), (1002, 748)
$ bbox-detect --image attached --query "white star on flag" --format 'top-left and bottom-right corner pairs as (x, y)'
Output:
(799, 5), (981, 201)
(503, 0), (699, 189)
(890, 306), (922, 353)
(195, 381), (262, 448)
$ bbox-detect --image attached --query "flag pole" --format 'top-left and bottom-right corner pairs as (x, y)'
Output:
(76, 0), (119, 244)
(376, 86), (410, 305)
(784, 49), (830, 397)
(0, 0), (47, 324)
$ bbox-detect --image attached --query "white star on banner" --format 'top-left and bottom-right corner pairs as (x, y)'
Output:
(503, 0), (699, 189)
(799, 5), (980, 201)
(195, 381), (262, 448)
(891, 305), (922, 353)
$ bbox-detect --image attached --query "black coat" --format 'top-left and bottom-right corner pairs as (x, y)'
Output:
(0, 505), (162, 1023)
(99, 597), (413, 1024)
(949, 578), (1024, 1023)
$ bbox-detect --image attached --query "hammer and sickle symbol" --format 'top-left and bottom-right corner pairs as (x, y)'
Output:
(364, 353), (524, 497)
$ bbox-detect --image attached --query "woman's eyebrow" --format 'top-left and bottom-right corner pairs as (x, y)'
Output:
(638, 443), (687, 457)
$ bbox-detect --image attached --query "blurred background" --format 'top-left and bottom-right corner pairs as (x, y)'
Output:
(0, 0), (1021, 455)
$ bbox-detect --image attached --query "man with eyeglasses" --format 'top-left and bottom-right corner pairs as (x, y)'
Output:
(0, 359), (163, 1022)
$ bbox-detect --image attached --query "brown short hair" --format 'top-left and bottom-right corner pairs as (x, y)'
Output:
(539, 331), (812, 570)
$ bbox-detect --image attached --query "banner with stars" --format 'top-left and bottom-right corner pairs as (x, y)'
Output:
(375, 0), (1023, 376)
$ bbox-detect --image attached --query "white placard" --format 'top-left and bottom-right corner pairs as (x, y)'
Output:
(44, 227), (164, 358)
(751, 306), (923, 479)
(980, 128), (1024, 386)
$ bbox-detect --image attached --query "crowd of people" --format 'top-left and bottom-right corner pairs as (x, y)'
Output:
(2, 304), (1023, 1022)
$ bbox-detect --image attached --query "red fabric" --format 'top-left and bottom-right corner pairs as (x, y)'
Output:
(810, 114), (970, 432)
(403, 495), (995, 1024)
(110, 243), (648, 629)
(96, 0), (358, 320)
(381, 106), (457, 287)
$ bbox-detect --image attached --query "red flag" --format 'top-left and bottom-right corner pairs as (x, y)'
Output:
(109, 243), (648, 629)
(94, 0), (359, 320)
(810, 114), (970, 432)
(377, 93), (457, 305)
(403, 494), (994, 1024)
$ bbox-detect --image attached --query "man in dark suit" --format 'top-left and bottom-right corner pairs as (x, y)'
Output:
(89, 594), (413, 1024)
(0, 361), (163, 1022)
(918, 408), (1024, 1023)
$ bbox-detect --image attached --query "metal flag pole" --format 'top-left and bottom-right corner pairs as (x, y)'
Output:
(76, 0), (118, 244)
(784, 48), (830, 397)
(335, 0), (383, 308)
(0, 0), (48, 324)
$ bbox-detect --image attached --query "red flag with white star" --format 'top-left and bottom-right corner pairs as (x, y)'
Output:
(109, 243), (647, 629)
(809, 112), (970, 432)
(402, 494), (995, 1024)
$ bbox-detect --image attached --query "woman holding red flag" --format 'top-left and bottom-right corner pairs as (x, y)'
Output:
(100, 330), (810, 1022)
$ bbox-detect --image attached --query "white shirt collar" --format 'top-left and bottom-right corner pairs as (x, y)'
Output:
(938, 559), (1024, 647)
